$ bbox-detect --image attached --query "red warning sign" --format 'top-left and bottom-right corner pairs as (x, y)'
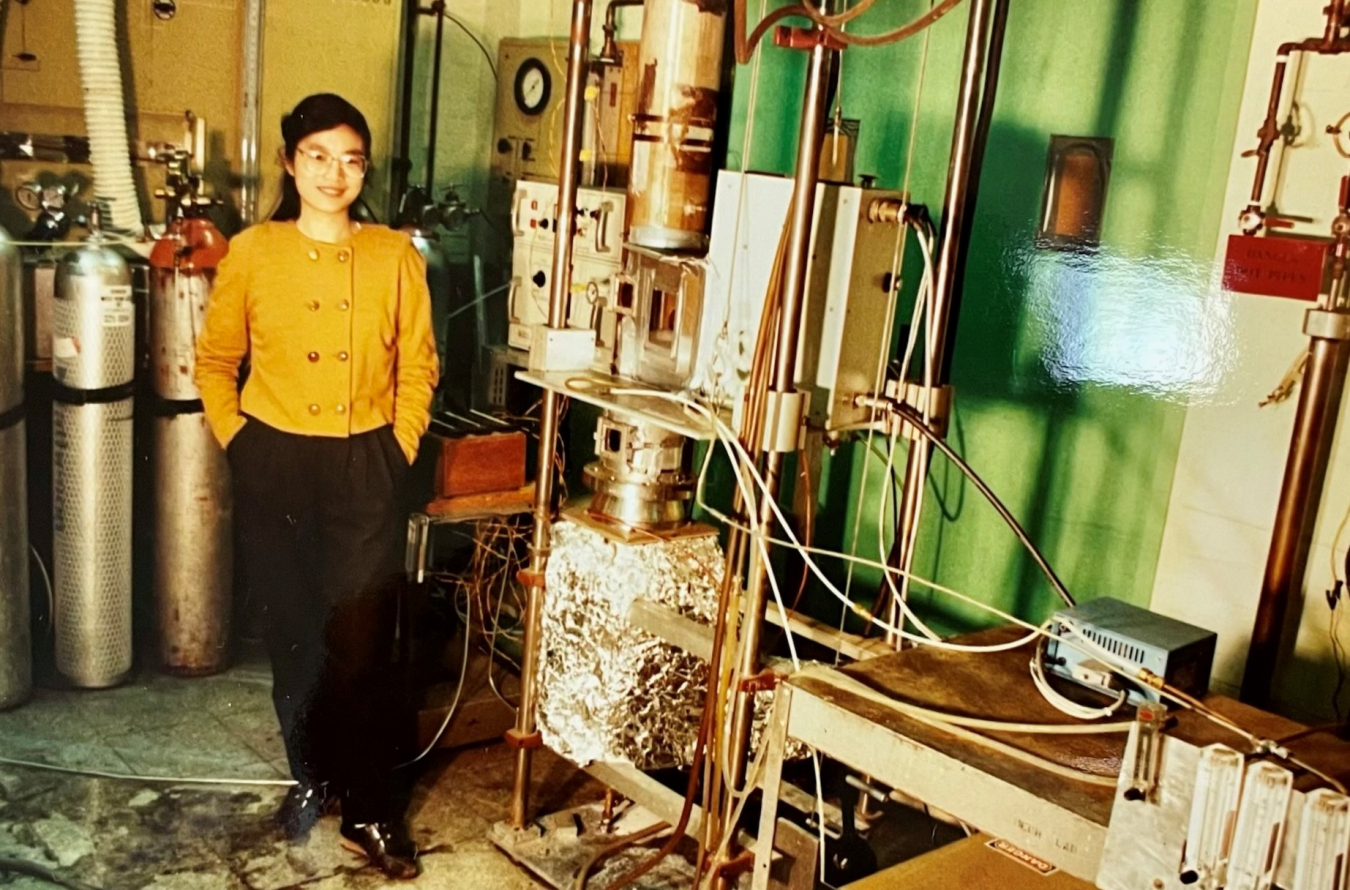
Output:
(1222, 234), (1327, 301)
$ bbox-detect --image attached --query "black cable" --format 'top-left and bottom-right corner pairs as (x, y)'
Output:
(890, 402), (1076, 608)
(437, 9), (498, 78)
(0, 858), (104, 890)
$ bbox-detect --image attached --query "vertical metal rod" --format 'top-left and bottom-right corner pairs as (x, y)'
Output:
(1242, 331), (1349, 707)
(883, 0), (995, 642)
(509, 0), (593, 830)
(425, 3), (446, 195)
(723, 31), (832, 810)
(238, 0), (265, 223)
(393, 0), (420, 217)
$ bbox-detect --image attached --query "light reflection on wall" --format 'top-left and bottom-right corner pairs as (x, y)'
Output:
(1022, 247), (1239, 404)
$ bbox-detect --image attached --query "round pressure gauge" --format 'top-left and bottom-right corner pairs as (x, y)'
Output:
(514, 58), (551, 116)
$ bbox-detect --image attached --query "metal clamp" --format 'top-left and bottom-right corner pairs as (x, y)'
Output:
(1304, 308), (1350, 341)
(772, 25), (847, 51)
(881, 380), (953, 440)
(762, 390), (809, 454)
(504, 728), (544, 750)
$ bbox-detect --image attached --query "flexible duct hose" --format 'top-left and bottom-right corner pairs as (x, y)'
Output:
(73, 0), (145, 233)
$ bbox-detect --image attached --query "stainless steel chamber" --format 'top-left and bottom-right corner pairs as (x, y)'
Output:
(583, 411), (695, 529)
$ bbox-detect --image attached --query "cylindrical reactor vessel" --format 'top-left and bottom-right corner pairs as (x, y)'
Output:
(0, 225), (31, 709)
(149, 217), (232, 675)
(626, 0), (726, 250)
(52, 230), (135, 689)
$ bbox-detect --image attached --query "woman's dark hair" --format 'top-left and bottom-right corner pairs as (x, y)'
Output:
(269, 93), (373, 222)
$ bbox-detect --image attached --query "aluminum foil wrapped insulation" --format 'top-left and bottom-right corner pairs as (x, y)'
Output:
(538, 520), (722, 769)
(538, 520), (806, 769)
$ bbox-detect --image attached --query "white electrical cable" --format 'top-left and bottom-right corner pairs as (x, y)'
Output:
(73, 0), (145, 234)
(29, 546), (53, 632)
(607, 385), (1041, 654)
(0, 755), (296, 788)
(877, 430), (941, 642)
(1027, 623), (1126, 721)
(400, 587), (475, 766)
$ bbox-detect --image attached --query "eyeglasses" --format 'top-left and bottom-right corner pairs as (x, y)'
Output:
(296, 147), (369, 179)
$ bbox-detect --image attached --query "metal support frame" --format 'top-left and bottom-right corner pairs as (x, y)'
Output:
(882, 0), (1000, 645)
(238, 0), (265, 224)
(509, 0), (593, 830)
(723, 25), (834, 820)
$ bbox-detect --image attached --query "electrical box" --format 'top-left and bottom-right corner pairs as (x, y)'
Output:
(527, 326), (596, 372)
(487, 38), (568, 222)
(690, 171), (907, 433)
(507, 181), (625, 353)
(511, 180), (627, 263)
(1045, 597), (1216, 705)
(507, 242), (620, 351)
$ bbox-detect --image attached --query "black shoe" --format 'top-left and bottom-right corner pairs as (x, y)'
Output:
(274, 783), (330, 841)
(340, 821), (420, 880)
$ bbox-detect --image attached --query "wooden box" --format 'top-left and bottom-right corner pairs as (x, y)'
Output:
(433, 430), (527, 499)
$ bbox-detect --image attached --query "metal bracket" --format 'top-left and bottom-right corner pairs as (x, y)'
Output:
(1122, 703), (1169, 804)
(772, 26), (848, 51)
(762, 390), (809, 454)
(504, 729), (544, 750)
(1304, 308), (1350, 341)
(881, 380), (953, 440)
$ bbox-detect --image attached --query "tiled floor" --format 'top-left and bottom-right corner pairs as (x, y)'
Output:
(0, 658), (601, 889)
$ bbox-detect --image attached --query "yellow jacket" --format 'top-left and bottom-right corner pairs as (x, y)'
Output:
(194, 221), (439, 463)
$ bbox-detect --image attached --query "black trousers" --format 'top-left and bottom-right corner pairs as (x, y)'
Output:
(229, 418), (409, 824)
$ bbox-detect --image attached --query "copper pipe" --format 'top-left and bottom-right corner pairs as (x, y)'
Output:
(1242, 331), (1350, 707)
(720, 33), (832, 875)
(598, 0), (643, 63)
(1243, 179), (1350, 708)
(1248, 54), (1289, 207)
(509, 0), (593, 830)
(1245, 1), (1350, 216)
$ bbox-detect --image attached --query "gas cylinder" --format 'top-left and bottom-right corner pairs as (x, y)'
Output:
(0, 223), (31, 709)
(149, 215), (232, 675)
(625, 0), (727, 250)
(52, 209), (135, 688)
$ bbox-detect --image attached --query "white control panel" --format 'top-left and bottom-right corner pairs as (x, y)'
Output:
(508, 240), (620, 350)
(512, 180), (627, 261)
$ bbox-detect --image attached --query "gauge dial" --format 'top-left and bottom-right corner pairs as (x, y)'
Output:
(514, 58), (551, 116)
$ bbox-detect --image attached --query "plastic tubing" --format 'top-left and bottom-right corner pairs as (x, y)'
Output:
(74, 0), (145, 233)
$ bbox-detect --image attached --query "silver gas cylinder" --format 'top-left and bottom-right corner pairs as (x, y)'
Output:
(52, 212), (135, 689)
(148, 215), (232, 675)
(0, 223), (31, 708)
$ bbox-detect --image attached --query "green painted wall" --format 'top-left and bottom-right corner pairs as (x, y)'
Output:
(726, 1), (1258, 631)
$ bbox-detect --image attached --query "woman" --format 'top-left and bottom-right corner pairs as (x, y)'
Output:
(195, 93), (438, 880)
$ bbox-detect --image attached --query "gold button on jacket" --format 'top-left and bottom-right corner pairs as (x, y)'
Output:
(194, 221), (440, 464)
